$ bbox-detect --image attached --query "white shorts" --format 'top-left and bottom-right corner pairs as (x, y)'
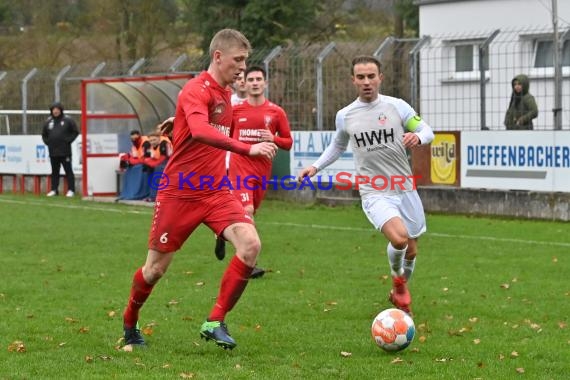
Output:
(361, 191), (427, 238)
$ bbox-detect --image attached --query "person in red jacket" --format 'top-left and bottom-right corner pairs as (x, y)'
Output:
(121, 29), (277, 350)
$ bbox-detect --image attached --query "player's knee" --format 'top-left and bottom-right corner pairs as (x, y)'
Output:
(142, 264), (166, 284)
(241, 234), (261, 255)
(391, 236), (409, 250)
(235, 234), (261, 265)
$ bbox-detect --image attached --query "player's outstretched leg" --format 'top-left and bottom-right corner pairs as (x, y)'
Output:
(214, 235), (226, 261)
(200, 321), (236, 349)
(388, 275), (412, 315)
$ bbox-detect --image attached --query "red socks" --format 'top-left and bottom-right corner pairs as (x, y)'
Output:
(208, 255), (253, 321)
(123, 268), (154, 328)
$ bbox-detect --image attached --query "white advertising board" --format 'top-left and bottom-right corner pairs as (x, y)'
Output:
(461, 131), (570, 192)
(0, 134), (118, 177)
(289, 131), (355, 181)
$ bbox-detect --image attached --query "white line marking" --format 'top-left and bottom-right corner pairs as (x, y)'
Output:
(2, 197), (568, 247)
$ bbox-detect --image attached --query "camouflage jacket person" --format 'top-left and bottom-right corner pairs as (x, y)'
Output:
(504, 74), (538, 130)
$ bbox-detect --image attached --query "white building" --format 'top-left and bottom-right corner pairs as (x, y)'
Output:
(416, 0), (570, 130)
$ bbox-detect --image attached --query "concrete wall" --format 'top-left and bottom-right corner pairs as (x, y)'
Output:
(266, 183), (570, 221)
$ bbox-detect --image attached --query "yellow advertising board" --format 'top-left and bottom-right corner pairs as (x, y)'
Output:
(430, 133), (456, 184)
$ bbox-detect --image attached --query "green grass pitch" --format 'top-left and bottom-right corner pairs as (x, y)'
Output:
(0, 194), (568, 379)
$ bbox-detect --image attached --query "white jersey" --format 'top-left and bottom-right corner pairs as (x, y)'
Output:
(231, 93), (247, 106)
(314, 94), (432, 197)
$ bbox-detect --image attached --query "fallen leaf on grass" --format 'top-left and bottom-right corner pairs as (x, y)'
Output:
(58, 342), (67, 347)
(179, 372), (195, 378)
(558, 322), (567, 329)
(195, 281), (205, 286)
(469, 317), (478, 323)
(500, 283), (510, 289)
(552, 256), (558, 263)
(498, 354), (505, 360)
(340, 351), (352, 357)
(168, 299), (179, 306)
(107, 310), (116, 318)
(515, 368), (525, 373)
(65, 317), (79, 323)
(78, 326), (90, 334)
(511, 351), (519, 358)
(85, 356), (94, 363)
(390, 357), (404, 364)
(473, 339), (481, 344)
(8, 341), (26, 353)
(142, 326), (154, 336)
(122, 344), (133, 352)
(418, 336), (427, 343)
(162, 363), (171, 369)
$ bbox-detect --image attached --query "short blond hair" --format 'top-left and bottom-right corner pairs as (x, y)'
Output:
(209, 29), (251, 58)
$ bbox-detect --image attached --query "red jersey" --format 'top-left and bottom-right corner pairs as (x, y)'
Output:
(231, 100), (292, 178)
(159, 71), (251, 199)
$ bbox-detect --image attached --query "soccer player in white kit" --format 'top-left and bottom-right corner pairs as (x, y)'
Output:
(298, 55), (434, 315)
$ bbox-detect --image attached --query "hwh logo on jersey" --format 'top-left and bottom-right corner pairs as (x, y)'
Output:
(353, 128), (394, 148)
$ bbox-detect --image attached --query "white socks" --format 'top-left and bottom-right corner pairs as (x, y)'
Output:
(387, 243), (407, 278)
(403, 258), (416, 281)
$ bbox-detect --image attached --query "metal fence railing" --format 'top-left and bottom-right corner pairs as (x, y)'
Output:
(1, 26), (569, 135)
(418, 26), (570, 131)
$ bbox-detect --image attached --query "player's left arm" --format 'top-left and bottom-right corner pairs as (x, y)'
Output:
(398, 99), (434, 148)
(271, 109), (292, 150)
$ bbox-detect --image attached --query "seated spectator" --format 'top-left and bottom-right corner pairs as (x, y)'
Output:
(143, 131), (172, 202)
(117, 130), (152, 201)
(119, 130), (149, 169)
(142, 132), (172, 171)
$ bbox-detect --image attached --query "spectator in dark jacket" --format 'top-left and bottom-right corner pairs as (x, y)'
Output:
(504, 74), (538, 130)
(41, 102), (79, 197)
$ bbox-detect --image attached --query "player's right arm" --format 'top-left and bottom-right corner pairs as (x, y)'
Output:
(180, 86), (276, 158)
(298, 109), (349, 182)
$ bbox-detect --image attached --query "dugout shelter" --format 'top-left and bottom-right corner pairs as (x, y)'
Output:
(80, 74), (194, 196)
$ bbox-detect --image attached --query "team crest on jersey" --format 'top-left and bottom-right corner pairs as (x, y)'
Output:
(264, 115), (272, 128)
(213, 103), (225, 115)
(378, 113), (387, 126)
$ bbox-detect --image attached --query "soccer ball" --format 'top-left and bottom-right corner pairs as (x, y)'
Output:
(371, 308), (415, 352)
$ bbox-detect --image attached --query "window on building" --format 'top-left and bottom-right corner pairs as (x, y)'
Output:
(455, 44), (489, 72)
(534, 40), (570, 67)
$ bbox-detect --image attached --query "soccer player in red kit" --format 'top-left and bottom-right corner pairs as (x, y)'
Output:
(121, 29), (278, 350)
(218, 66), (292, 277)
(214, 67), (292, 277)
(231, 65), (292, 215)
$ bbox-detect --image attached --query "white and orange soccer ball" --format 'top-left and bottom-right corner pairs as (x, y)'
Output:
(371, 308), (415, 352)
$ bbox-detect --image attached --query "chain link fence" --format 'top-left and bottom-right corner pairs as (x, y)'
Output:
(419, 26), (570, 131)
(1, 26), (569, 135)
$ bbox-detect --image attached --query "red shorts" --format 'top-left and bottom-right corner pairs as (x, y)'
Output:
(232, 175), (266, 212)
(148, 191), (253, 253)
